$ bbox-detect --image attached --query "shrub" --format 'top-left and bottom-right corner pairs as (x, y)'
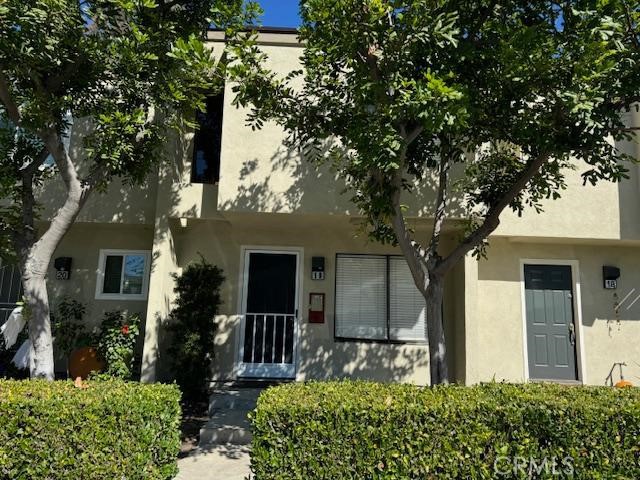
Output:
(52, 297), (92, 357)
(96, 311), (141, 379)
(168, 257), (224, 401)
(0, 379), (181, 479)
(250, 381), (640, 479)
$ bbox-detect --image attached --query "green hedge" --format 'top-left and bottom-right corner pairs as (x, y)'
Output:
(0, 379), (181, 479)
(250, 381), (640, 479)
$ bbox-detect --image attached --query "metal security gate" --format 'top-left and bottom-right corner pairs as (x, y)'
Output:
(0, 263), (22, 326)
(237, 250), (299, 379)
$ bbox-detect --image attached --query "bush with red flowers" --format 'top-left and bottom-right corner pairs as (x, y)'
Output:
(96, 311), (141, 379)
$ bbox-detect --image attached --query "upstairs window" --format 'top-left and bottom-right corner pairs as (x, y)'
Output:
(191, 93), (224, 184)
(95, 249), (151, 300)
(335, 254), (427, 342)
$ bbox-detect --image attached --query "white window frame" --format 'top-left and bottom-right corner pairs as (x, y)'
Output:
(95, 249), (151, 301)
(334, 253), (428, 344)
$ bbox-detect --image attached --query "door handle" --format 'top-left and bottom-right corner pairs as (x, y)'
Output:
(568, 323), (576, 346)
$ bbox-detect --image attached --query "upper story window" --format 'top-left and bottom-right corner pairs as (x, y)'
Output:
(191, 93), (224, 184)
(95, 249), (151, 301)
(334, 254), (427, 343)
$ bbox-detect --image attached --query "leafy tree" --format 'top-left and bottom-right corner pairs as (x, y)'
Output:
(0, 0), (260, 379)
(232, 0), (640, 384)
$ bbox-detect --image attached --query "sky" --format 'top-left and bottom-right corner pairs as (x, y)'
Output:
(258, 0), (301, 28)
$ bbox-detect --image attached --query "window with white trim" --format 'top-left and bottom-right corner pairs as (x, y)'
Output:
(335, 254), (427, 342)
(95, 250), (151, 300)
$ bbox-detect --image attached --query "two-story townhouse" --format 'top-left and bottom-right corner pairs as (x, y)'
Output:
(5, 29), (639, 386)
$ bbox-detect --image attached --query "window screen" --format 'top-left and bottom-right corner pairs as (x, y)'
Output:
(335, 254), (427, 342)
(389, 257), (427, 341)
(335, 255), (387, 340)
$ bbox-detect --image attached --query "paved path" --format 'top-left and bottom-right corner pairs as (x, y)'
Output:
(177, 445), (251, 480)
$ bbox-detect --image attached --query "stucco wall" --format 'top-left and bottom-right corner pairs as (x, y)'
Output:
(46, 223), (153, 320)
(141, 212), (466, 385)
(468, 237), (640, 386)
(42, 222), (154, 372)
(495, 109), (640, 241)
(37, 118), (158, 226)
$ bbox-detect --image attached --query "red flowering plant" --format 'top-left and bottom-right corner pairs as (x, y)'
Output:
(96, 311), (141, 379)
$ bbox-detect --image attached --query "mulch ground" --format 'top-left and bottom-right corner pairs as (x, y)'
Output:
(179, 401), (209, 458)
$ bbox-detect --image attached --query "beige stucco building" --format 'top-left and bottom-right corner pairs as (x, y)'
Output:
(6, 30), (640, 387)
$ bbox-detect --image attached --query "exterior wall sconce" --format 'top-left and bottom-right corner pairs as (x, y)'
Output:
(54, 257), (72, 280)
(603, 265), (620, 289)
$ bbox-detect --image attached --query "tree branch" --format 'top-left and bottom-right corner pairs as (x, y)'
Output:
(385, 133), (429, 293)
(40, 127), (77, 191)
(435, 151), (551, 275)
(426, 141), (451, 262)
(405, 125), (423, 145)
(389, 170), (428, 293)
(19, 160), (38, 250)
(0, 71), (21, 125)
(622, 0), (640, 50)
(21, 147), (50, 176)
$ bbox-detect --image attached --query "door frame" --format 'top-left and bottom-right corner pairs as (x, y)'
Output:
(235, 245), (304, 379)
(519, 259), (587, 384)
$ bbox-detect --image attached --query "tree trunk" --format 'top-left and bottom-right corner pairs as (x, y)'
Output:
(20, 265), (55, 380)
(14, 161), (90, 379)
(425, 274), (448, 385)
(17, 194), (85, 379)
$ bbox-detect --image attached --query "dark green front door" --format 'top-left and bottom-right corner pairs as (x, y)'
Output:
(524, 264), (578, 381)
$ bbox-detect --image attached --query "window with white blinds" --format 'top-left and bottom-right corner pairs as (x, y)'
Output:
(389, 257), (427, 341)
(335, 254), (427, 342)
(335, 255), (387, 340)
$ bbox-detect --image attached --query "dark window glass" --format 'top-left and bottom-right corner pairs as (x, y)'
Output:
(191, 93), (224, 184)
(103, 255), (123, 294)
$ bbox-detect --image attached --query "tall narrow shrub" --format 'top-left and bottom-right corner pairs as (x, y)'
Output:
(168, 257), (224, 401)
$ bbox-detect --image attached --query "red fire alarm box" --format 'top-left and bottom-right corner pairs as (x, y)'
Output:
(309, 293), (325, 323)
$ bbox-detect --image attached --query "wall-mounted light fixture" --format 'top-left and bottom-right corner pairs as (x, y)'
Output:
(312, 256), (325, 281)
(54, 257), (72, 280)
(603, 265), (620, 289)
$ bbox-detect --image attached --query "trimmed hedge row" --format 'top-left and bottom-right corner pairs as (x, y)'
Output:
(250, 381), (640, 479)
(0, 379), (181, 479)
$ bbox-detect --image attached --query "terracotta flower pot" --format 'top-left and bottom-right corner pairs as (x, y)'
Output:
(614, 380), (633, 388)
(68, 346), (105, 380)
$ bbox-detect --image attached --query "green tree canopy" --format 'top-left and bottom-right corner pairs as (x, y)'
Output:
(0, 0), (259, 378)
(232, 0), (640, 383)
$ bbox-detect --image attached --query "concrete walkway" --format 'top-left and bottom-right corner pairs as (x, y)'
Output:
(177, 445), (251, 480)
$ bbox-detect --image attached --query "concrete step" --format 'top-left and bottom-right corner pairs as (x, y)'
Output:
(199, 410), (253, 446)
(208, 388), (262, 415)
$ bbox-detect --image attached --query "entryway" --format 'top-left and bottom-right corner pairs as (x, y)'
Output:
(523, 263), (580, 382)
(236, 249), (300, 379)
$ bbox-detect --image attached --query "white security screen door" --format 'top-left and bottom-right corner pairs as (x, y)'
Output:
(237, 250), (299, 378)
